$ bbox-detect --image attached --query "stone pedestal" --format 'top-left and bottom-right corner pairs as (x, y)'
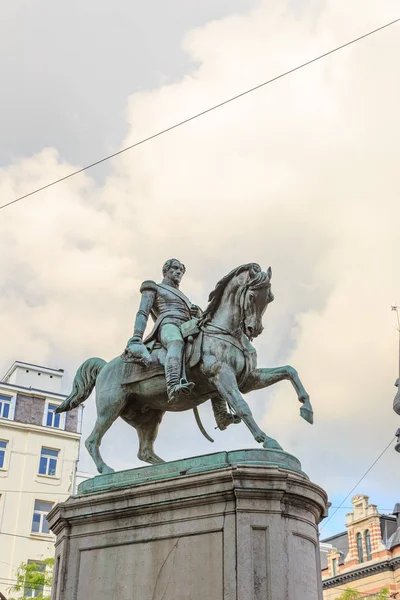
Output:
(48, 449), (328, 600)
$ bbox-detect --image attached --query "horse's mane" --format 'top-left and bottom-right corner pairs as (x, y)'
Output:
(199, 263), (273, 326)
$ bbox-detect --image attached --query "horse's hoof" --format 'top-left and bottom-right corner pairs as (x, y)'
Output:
(263, 437), (283, 451)
(216, 414), (241, 430)
(300, 406), (314, 424)
(148, 456), (165, 464)
(100, 466), (115, 475)
(138, 451), (165, 464)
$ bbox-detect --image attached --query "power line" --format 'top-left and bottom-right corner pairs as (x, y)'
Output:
(329, 506), (394, 511)
(0, 17), (399, 212)
(320, 437), (396, 531)
(0, 530), (54, 542)
(2, 489), (72, 495)
(0, 559), (19, 569)
(0, 575), (20, 584)
(0, 574), (49, 587)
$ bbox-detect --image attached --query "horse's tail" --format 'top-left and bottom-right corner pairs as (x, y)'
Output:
(55, 358), (107, 414)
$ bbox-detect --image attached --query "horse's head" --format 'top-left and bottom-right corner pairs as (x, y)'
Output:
(200, 263), (274, 340)
(237, 264), (274, 340)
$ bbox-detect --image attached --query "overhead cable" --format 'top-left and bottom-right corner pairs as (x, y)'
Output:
(320, 437), (396, 531)
(0, 17), (399, 212)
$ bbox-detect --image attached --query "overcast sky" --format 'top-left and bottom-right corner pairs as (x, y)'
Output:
(1, 0), (399, 539)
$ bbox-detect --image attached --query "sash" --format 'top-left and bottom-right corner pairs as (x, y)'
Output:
(157, 282), (193, 311)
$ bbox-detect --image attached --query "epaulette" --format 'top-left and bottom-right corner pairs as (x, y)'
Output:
(140, 280), (158, 293)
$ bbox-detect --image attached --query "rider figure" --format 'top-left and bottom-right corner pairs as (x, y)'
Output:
(125, 259), (202, 404)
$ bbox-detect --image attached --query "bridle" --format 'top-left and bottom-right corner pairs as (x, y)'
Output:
(201, 284), (254, 350)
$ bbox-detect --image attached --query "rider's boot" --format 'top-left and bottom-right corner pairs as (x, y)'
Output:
(165, 340), (195, 404)
(211, 397), (241, 430)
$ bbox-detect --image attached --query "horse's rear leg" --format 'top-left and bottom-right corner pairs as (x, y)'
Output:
(85, 393), (125, 474)
(134, 409), (165, 464)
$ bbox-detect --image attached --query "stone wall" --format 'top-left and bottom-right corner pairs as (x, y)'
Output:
(14, 393), (44, 425)
(48, 452), (328, 600)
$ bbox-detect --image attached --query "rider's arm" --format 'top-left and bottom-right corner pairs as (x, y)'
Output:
(131, 281), (157, 342)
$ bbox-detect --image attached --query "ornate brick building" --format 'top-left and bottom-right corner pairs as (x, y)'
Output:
(321, 495), (400, 598)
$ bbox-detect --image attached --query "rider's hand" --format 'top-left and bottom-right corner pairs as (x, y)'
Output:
(190, 305), (202, 318)
(123, 338), (152, 367)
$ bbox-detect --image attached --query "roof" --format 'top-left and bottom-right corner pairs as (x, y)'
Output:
(2, 360), (64, 381)
(320, 531), (349, 570)
(0, 381), (67, 399)
(388, 527), (400, 549)
(321, 514), (399, 570)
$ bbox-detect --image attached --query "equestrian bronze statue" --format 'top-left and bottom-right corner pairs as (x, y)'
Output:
(124, 258), (202, 403)
(57, 261), (313, 474)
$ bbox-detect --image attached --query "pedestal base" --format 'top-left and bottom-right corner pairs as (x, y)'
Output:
(48, 450), (328, 600)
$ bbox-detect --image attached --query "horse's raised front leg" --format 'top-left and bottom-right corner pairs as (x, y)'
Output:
(241, 366), (313, 424)
(211, 367), (283, 450)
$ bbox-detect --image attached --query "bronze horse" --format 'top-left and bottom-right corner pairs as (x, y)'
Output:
(57, 263), (313, 474)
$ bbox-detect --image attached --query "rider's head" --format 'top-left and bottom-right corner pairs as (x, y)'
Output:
(162, 259), (186, 285)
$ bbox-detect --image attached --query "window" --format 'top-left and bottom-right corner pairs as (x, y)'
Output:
(45, 404), (61, 428)
(42, 400), (65, 430)
(31, 501), (53, 535)
(332, 558), (338, 576)
(0, 394), (12, 419)
(39, 447), (59, 476)
(23, 560), (45, 598)
(365, 529), (372, 560)
(356, 532), (364, 563)
(0, 440), (7, 469)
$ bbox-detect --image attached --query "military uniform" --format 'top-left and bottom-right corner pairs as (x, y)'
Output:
(127, 279), (200, 403)
(136, 280), (193, 344)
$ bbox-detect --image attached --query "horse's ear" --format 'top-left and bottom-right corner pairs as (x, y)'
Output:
(267, 266), (272, 279)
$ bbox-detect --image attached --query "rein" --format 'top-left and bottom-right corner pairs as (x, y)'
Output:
(201, 284), (251, 351)
(201, 324), (246, 352)
(198, 270), (269, 389)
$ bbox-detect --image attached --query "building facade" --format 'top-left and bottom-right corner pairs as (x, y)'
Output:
(0, 361), (81, 599)
(321, 495), (400, 598)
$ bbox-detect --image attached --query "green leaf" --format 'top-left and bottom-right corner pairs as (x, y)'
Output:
(7, 557), (54, 599)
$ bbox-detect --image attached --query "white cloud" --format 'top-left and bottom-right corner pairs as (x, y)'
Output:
(1, 0), (399, 536)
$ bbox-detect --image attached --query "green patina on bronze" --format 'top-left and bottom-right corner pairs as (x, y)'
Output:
(78, 448), (306, 496)
(57, 260), (314, 475)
